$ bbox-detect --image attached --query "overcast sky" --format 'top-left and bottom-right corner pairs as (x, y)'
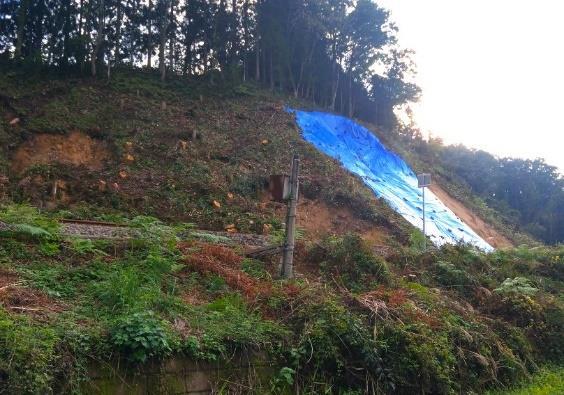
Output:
(378, 0), (564, 173)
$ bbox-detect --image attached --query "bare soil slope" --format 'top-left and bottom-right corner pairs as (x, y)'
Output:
(430, 184), (512, 248)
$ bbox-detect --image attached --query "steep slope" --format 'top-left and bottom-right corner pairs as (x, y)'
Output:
(0, 71), (412, 246)
(429, 184), (512, 248)
(0, 70), (515, 251)
(292, 109), (494, 250)
(0, 70), (561, 395)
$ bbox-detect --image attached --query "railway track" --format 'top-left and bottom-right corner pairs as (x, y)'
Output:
(2, 218), (273, 251)
(60, 219), (133, 239)
(59, 219), (271, 249)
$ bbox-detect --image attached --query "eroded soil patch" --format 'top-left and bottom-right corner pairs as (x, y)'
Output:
(430, 184), (513, 249)
(275, 198), (392, 252)
(11, 131), (110, 174)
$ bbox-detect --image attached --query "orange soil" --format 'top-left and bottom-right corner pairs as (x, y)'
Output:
(275, 198), (392, 253)
(11, 131), (110, 174)
(430, 184), (512, 249)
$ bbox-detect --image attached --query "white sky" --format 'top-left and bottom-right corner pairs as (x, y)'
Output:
(378, 0), (564, 173)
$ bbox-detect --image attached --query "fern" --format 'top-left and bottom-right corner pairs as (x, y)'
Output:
(0, 204), (60, 240)
(494, 277), (538, 296)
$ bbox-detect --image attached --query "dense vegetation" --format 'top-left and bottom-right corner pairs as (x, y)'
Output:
(0, 204), (562, 393)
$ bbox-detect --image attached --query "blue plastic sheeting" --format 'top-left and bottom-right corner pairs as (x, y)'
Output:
(290, 109), (493, 251)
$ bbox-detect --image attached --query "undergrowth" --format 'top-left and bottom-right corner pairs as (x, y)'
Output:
(0, 207), (562, 393)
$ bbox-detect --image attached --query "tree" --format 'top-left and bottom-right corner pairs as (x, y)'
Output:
(91, 0), (105, 77)
(342, 0), (392, 117)
(370, 48), (421, 128)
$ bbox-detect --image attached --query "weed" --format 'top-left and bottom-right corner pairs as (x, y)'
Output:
(0, 204), (60, 240)
(310, 234), (390, 292)
(242, 258), (271, 280)
(0, 308), (59, 393)
(110, 311), (173, 363)
(495, 277), (538, 296)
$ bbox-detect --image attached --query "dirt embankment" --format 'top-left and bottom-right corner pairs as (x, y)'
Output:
(11, 131), (110, 174)
(273, 198), (393, 255)
(430, 184), (512, 249)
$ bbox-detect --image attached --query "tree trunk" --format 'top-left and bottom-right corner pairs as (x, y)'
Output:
(231, 0), (238, 66)
(287, 60), (297, 98)
(61, 0), (72, 68)
(147, 0), (153, 68)
(168, 0), (175, 73)
(255, 42), (260, 80)
(269, 50), (274, 90)
(242, 0), (250, 81)
(159, 31), (167, 81)
(14, 0), (31, 59)
(91, 0), (105, 77)
(115, 0), (122, 66)
(331, 68), (340, 111)
(79, 0), (83, 36)
(158, 0), (170, 82)
(348, 72), (353, 117)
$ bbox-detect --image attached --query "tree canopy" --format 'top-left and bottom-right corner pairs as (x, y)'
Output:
(0, 0), (420, 125)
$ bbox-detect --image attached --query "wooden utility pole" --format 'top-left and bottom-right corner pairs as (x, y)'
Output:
(281, 155), (299, 279)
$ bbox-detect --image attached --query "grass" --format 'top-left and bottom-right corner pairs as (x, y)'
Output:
(486, 366), (564, 395)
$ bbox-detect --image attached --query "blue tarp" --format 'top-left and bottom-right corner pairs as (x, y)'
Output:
(290, 109), (493, 251)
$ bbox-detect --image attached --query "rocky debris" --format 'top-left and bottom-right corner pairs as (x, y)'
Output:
(9, 117), (20, 125)
(124, 153), (135, 163)
(212, 200), (221, 209)
(191, 231), (269, 248)
(118, 170), (128, 179)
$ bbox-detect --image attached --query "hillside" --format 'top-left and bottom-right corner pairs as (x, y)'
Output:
(0, 69), (563, 394)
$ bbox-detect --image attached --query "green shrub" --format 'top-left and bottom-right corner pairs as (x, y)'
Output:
(311, 234), (390, 292)
(182, 295), (285, 361)
(285, 297), (393, 393)
(433, 260), (474, 288)
(376, 322), (456, 394)
(495, 277), (538, 296)
(92, 265), (162, 312)
(485, 365), (564, 395)
(110, 311), (172, 363)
